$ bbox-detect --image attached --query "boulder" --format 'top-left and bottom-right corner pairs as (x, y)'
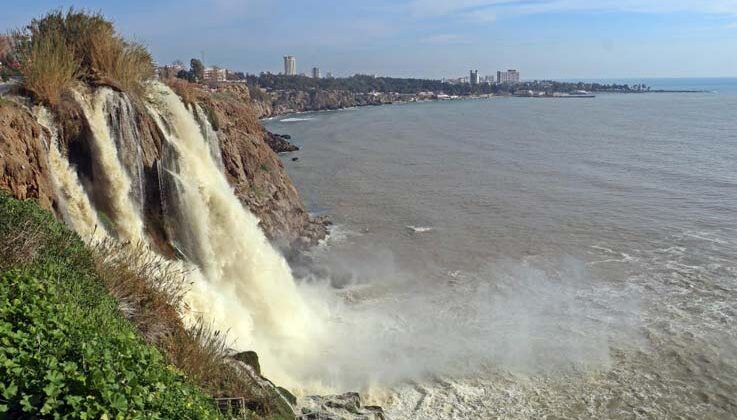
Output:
(232, 351), (260, 375)
(299, 392), (387, 420)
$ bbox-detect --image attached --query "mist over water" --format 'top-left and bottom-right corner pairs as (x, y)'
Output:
(267, 87), (737, 418)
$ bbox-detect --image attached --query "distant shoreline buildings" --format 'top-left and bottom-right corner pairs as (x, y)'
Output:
(283, 56), (297, 76)
(470, 69), (479, 85)
(203, 66), (226, 83)
(156, 54), (522, 88)
(497, 69), (520, 84)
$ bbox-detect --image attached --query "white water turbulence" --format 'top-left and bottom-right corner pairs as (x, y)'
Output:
(191, 104), (225, 172)
(145, 82), (327, 388)
(73, 88), (145, 244)
(33, 106), (107, 242)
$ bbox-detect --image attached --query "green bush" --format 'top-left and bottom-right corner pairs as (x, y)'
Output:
(0, 192), (220, 418)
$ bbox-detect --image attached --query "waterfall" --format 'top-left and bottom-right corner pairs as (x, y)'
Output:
(145, 82), (324, 387)
(33, 107), (107, 241)
(191, 104), (225, 172)
(103, 91), (146, 206)
(73, 88), (146, 244)
(33, 83), (328, 389)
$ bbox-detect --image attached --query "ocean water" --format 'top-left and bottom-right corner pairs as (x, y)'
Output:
(266, 84), (737, 418)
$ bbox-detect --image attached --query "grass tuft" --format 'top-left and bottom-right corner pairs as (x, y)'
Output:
(14, 8), (154, 104)
(13, 28), (79, 106)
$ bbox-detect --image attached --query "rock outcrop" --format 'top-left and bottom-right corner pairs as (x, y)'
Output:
(254, 89), (402, 118)
(265, 131), (299, 153)
(0, 101), (56, 212)
(298, 392), (387, 420)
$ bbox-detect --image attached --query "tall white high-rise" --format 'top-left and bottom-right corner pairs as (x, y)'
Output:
(283, 56), (297, 76)
(497, 69), (520, 84)
(312, 67), (321, 79)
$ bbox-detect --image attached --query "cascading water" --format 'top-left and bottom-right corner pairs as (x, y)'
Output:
(191, 104), (225, 172)
(73, 88), (145, 243)
(102, 91), (146, 206)
(145, 82), (326, 387)
(38, 83), (334, 391)
(33, 107), (107, 241)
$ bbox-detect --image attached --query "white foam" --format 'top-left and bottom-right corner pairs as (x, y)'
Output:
(407, 225), (434, 233)
(280, 117), (314, 122)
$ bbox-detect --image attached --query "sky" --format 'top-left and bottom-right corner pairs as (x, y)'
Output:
(2, 0), (737, 80)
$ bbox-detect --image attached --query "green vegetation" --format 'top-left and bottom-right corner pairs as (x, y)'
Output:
(190, 58), (205, 83)
(243, 73), (650, 97)
(12, 9), (154, 105)
(0, 192), (218, 418)
(0, 192), (296, 418)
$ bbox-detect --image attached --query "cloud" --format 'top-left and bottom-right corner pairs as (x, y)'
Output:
(408, 0), (737, 20)
(421, 33), (469, 45)
(461, 8), (497, 23)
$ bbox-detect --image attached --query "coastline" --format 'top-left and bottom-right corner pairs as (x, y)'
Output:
(256, 89), (711, 120)
(258, 93), (495, 120)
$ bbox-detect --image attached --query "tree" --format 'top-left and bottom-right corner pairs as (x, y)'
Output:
(176, 69), (193, 82)
(190, 58), (204, 82)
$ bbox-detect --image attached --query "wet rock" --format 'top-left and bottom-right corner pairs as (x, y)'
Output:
(299, 392), (387, 420)
(292, 157), (299, 161)
(277, 386), (297, 406)
(265, 130), (299, 153)
(232, 351), (260, 375)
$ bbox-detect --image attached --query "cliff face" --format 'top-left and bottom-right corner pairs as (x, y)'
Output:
(254, 89), (401, 118)
(0, 102), (56, 212)
(193, 84), (327, 248)
(0, 82), (326, 251)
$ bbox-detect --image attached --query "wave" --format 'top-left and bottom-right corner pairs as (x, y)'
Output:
(406, 225), (434, 233)
(280, 117), (314, 122)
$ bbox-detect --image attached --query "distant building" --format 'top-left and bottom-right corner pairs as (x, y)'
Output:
(325, 72), (334, 79)
(497, 69), (520, 84)
(283, 56), (297, 76)
(470, 69), (479, 85)
(203, 66), (227, 82)
(312, 67), (321, 79)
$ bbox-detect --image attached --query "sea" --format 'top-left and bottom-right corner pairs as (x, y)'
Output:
(265, 78), (737, 419)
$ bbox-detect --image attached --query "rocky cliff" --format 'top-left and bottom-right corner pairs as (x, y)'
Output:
(253, 89), (402, 118)
(0, 102), (56, 212)
(0, 82), (327, 253)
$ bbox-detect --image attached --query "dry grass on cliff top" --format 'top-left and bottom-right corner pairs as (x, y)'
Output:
(165, 77), (203, 105)
(13, 9), (154, 105)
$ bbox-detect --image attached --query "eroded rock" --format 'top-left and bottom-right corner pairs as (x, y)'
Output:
(299, 392), (388, 420)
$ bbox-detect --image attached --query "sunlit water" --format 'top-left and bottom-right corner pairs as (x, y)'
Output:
(266, 84), (737, 418)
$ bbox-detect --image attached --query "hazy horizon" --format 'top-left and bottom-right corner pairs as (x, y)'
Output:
(3, 1), (737, 80)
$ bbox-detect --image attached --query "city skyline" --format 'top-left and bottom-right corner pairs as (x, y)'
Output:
(3, 1), (737, 79)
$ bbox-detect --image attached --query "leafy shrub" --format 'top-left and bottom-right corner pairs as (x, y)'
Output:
(0, 270), (216, 418)
(0, 192), (220, 418)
